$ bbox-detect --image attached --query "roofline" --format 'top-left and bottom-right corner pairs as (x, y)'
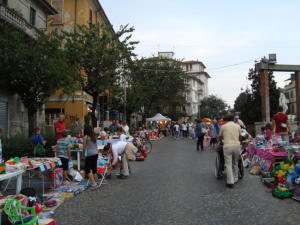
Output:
(187, 71), (211, 78)
(187, 75), (204, 84)
(182, 61), (206, 69)
(94, 0), (115, 34)
(35, 0), (57, 15)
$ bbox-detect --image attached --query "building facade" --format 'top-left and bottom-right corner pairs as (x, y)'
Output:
(181, 61), (210, 120)
(45, 0), (113, 127)
(284, 77), (296, 115)
(0, 0), (56, 136)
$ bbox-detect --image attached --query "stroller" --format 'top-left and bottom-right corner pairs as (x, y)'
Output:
(215, 144), (244, 180)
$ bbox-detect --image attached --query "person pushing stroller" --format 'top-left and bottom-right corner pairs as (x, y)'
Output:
(219, 115), (242, 188)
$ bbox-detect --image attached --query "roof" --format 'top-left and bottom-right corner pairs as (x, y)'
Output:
(35, 0), (57, 15)
(187, 75), (204, 84)
(186, 71), (211, 78)
(182, 61), (206, 69)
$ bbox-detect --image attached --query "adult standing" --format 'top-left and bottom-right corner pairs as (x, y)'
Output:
(209, 120), (217, 150)
(272, 106), (291, 143)
(215, 118), (221, 138)
(55, 114), (66, 141)
(121, 121), (130, 135)
(182, 122), (187, 138)
(174, 123), (180, 139)
(103, 141), (137, 179)
(195, 119), (206, 151)
(83, 126), (99, 190)
(219, 115), (242, 188)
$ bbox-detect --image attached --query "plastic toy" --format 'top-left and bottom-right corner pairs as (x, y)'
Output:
(272, 188), (292, 199)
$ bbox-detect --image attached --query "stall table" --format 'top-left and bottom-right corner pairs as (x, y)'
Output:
(0, 169), (25, 195)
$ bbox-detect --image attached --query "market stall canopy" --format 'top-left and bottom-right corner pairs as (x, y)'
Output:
(146, 113), (171, 121)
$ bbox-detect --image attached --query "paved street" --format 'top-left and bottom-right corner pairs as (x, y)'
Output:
(54, 138), (300, 225)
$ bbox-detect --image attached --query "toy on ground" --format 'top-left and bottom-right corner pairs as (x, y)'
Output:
(4, 199), (38, 225)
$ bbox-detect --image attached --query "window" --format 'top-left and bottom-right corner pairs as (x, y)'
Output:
(51, 0), (63, 24)
(291, 90), (294, 98)
(29, 7), (36, 26)
(89, 9), (93, 25)
(190, 64), (192, 70)
(0, 0), (7, 6)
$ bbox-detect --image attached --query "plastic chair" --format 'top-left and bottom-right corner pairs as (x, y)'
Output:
(4, 199), (38, 225)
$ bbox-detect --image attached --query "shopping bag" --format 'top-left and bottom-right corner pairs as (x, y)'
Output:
(36, 143), (45, 156)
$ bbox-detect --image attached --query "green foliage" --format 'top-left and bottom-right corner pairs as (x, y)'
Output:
(234, 67), (280, 125)
(200, 95), (228, 118)
(124, 57), (187, 121)
(63, 24), (138, 127)
(2, 130), (56, 160)
(0, 22), (80, 135)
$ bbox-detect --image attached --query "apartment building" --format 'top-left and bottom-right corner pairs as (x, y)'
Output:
(0, 0), (56, 136)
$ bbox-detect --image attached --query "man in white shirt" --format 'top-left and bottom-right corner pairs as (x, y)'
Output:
(182, 123), (187, 138)
(174, 123), (180, 139)
(121, 121), (130, 135)
(117, 127), (127, 142)
(103, 141), (137, 179)
(219, 115), (242, 188)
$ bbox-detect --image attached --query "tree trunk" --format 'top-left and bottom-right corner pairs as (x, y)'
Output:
(28, 108), (36, 137)
(91, 93), (98, 128)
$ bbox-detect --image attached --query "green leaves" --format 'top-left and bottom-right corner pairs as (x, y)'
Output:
(200, 95), (228, 118)
(125, 57), (187, 120)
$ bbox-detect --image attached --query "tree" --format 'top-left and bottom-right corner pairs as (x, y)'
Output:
(63, 24), (137, 127)
(234, 67), (280, 125)
(125, 57), (187, 121)
(200, 95), (228, 118)
(0, 22), (79, 135)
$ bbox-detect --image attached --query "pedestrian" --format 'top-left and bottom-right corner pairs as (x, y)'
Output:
(219, 115), (242, 188)
(103, 141), (138, 179)
(272, 106), (291, 143)
(265, 123), (272, 140)
(55, 114), (66, 141)
(83, 125), (99, 190)
(174, 123), (180, 139)
(195, 119), (206, 151)
(121, 121), (129, 135)
(55, 131), (72, 184)
(215, 117), (222, 138)
(117, 127), (127, 142)
(31, 127), (46, 157)
(182, 122), (187, 138)
(209, 120), (217, 150)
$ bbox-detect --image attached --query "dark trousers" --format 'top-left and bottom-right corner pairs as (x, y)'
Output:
(197, 136), (204, 150)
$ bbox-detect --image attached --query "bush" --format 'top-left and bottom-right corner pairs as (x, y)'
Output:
(2, 130), (57, 160)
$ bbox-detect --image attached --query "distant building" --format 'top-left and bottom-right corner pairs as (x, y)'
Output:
(0, 0), (56, 136)
(181, 61), (210, 120)
(158, 51), (175, 59)
(284, 74), (296, 115)
(45, 0), (114, 127)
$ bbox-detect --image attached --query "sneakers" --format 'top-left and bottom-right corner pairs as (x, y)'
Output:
(90, 184), (98, 190)
(117, 174), (128, 179)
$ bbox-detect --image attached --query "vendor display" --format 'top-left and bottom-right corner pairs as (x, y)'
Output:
(244, 135), (300, 201)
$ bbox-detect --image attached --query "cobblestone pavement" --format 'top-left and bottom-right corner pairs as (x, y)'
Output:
(54, 138), (300, 225)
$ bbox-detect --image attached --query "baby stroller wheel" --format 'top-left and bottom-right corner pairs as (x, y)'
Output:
(238, 155), (244, 179)
(215, 154), (223, 179)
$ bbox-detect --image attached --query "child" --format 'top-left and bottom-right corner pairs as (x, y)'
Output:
(31, 127), (46, 157)
(261, 126), (266, 136)
(265, 123), (272, 140)
(55, 131), (71, 184)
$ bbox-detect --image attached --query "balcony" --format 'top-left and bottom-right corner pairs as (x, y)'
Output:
(0, 4), (40, 39)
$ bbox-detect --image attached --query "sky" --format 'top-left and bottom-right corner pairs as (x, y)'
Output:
(100, 0), (300, 106)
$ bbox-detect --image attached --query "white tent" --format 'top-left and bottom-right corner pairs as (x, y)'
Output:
(146, 113), (171, 121)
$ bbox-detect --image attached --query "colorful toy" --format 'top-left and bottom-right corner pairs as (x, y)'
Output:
(34, 203), (43, 214)
(272, 188), (292, 199)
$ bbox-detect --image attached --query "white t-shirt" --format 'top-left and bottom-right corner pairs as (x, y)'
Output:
(174, 124), (179, 132)
(182, 124), (187, 131)
(122, 125), (129, 134)
(111, 141), (127, 165)
(120, 134), (127, 142)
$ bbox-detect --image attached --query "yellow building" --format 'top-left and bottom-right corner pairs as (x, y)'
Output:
(45, 0), (113, 127)
(284, 79), (296, 115)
